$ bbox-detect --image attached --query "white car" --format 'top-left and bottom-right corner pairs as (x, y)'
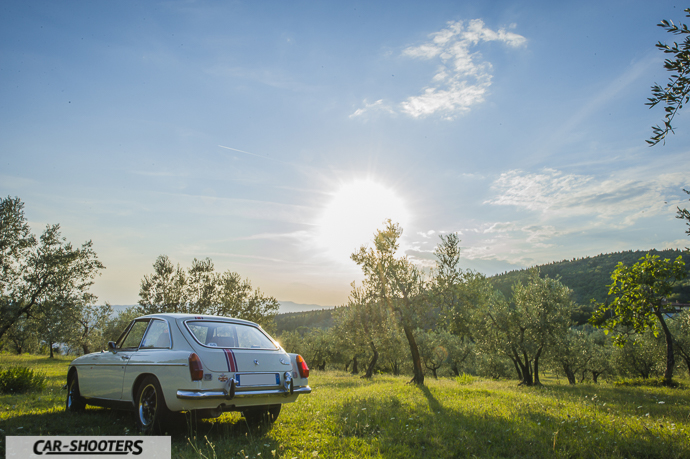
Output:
(65, 313), (310, 433)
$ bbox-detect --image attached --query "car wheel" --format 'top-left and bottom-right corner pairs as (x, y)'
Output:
(243, 404), (281, 425)
(135, 376), (171, 434)
(65, 372), (86, 412)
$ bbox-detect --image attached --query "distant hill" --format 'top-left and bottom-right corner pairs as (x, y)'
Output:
(274, 307), (339, 335)
(278, 301), (334, 314)
(489, 249), (690, 323)
(108, 301), (334, 316)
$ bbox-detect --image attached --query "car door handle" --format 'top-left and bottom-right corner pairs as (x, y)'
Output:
(120, 355), (130, 360)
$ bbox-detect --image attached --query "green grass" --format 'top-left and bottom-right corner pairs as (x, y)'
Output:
(1, 353), (689, 458)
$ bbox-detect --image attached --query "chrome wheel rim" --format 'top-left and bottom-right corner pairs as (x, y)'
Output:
(138, 384), (157, 427)
(67, 379), (77, 408)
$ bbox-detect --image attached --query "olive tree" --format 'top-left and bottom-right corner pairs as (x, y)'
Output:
(547, 328), (591, 384)
(0, 196), (104, 342)
(590, 254), (686, 384)
(332, 283), (389, 378)
(611, 329), (665, 379)
(351, 220), (427, 384)
(138, 255), (279, 330)
(669, 309), (690, 375)
(478, 270), (574, 385)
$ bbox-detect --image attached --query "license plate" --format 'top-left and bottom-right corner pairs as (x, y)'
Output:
(236, 373), (280, 386)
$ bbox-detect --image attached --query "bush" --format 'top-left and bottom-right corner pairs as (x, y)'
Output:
(456, 373), (478, 385)
(614, 377), (684, 388)
(0, 366), (47, 394)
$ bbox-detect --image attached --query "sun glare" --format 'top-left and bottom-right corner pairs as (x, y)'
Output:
(315, 179), (410, 263)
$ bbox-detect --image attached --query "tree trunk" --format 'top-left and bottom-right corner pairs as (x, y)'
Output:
(49, 341), (54, 358)
(511, 358), (523, 381)
(82, 344), (90, 355)
(592, 371), (601, 383)
(362, 341), (378, 379)
(563, 365), (576, 385)
(655, 311), (675, 384)
(533, 347), (543, 386)
(344, 360), (351, 372)
(451, 362), (460, 376)
(402, 323), (424, 385)
(513, 349), (533, 385)
(351, 356), (359, 375)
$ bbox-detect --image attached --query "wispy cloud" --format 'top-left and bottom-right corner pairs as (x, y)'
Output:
(485, 168), (685, 227)
(238, 230), (309, 241)
(417, 229), (437, 238)
(419, 165), (690, 267)
(349, 99), (396, 119)
(352, 19), (526, 119)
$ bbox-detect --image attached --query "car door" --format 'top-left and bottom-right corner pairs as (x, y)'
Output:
(122, 319), (174, 402)
(80, 319), (151, 400)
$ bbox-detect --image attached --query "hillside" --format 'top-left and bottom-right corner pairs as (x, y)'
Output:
(274, 307), (338, 335)
(489, 249), (690, 307)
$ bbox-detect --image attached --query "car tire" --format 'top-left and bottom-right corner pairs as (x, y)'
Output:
(243, 404), (281, 425)
(65, 372), (86, 412)
(135, 376), (172, 434)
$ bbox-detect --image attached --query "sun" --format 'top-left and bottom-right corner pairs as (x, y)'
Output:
(314, 179), (410, 263)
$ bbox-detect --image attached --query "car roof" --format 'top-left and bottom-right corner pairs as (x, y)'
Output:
(136, 313), (259, 326)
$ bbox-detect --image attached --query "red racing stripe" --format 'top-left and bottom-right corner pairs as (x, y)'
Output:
(224, 349), (238, 372)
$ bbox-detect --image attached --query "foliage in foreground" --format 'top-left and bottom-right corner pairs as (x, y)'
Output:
(647, 7), (690, 146)
(1, 354), (689, 459)
(0, 365), (46, 394)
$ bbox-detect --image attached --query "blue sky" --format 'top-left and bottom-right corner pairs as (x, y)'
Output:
(2, 0), (689, 307)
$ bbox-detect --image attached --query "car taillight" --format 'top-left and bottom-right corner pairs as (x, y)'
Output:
(296, 354), (309, 378)
(189, 353), (203, 381)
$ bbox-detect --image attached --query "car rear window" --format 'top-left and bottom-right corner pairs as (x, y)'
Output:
(186, 321), (277, 349)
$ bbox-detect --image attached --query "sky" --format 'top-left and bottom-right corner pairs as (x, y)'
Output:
(2, 0), (689, 308)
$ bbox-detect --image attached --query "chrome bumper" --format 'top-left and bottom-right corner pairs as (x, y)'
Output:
(177, 386), (311, 400)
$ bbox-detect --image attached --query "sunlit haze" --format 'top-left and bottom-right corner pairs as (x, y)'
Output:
(315, 180), (410, 263)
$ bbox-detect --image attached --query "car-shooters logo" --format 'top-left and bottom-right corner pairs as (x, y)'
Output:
(6, 436), (171, 459)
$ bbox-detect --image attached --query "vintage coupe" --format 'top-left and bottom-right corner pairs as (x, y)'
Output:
(65, 313), (310, 433)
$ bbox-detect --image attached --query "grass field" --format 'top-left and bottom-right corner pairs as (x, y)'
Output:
(1, 353), (689, 458)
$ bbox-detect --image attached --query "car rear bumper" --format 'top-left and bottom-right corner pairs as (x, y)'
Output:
(177, 385), (311, 400)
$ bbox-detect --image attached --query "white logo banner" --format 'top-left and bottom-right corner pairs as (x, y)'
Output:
(5, 436), (171, 459)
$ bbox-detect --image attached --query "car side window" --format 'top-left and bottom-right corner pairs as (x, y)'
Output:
(120, 320), (150, 349)
(140, 319), (171, 349)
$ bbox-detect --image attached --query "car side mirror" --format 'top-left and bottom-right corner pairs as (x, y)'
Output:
(107, 341), (117, 353)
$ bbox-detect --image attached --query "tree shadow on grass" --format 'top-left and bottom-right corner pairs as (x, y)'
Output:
(529, 383), (690, 423)
(418, 384), (444, 414)
(326, 382), (690, 459)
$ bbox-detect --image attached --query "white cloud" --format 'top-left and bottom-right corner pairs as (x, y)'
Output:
(485, 168), (685, 228)
(661, 239), (689, 250)
(390, 19), (525, 119)
(400, 81), (489, 119)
